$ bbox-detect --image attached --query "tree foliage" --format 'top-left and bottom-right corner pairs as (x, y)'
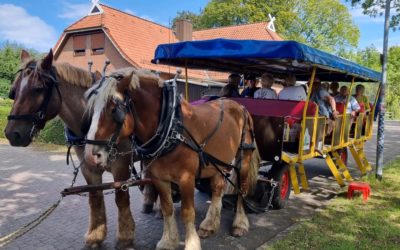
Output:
(0, 42), (39, 98)
(348, 0), (400, 29)
(173, 0), (360, 53)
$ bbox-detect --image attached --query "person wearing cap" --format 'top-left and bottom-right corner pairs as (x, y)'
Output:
(220, 73), (241, 97)
(241, 74), (259, 98)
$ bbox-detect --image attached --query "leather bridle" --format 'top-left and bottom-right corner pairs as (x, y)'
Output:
(7, 62), (62, 139)
(85, 90), (134, 161)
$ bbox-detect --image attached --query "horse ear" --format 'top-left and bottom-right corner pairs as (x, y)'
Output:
(41, 49), (53, 71)
(93, 71), (102, 81)
(117, 72), (134, 91)
(20, 50), (31, 63)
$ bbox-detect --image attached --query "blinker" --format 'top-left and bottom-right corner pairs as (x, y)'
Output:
(112, 106), (126, 124)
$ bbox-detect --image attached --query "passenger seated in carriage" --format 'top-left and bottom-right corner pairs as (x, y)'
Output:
(241, 74), (259, 98)
(335, 85), (361, 120)
(310, 78), (339, 135)
(254, 73), (277, 99)
(220, 73), (241, 97)
(330, 81), (340, 96)
(278, 74), (307, 101)
(354, 84), (371, 113)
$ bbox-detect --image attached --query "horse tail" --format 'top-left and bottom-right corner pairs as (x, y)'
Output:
(225, 109), (260, 196)
(246, 142), (260, 196)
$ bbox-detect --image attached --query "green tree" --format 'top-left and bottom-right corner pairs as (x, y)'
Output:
(0, 42), (39, 98)
(174, 0), (360, 53)
(172, 11), (203, 30)
(386, 46), (400, 118)
(348, 0), (400, 29)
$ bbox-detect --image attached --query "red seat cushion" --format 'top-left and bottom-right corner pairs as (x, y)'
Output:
(336, 103), (345, 114)
(230, 98), (317, 119)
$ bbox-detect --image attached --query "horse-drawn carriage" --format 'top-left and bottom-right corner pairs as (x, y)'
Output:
(4, 39), (380, 250)
(152, 39), (381, 206)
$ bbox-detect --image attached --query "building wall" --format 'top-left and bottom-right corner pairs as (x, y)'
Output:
(55, 31), (132, 74)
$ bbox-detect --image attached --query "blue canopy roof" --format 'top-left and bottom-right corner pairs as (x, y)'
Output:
(152, 39), (381, 82)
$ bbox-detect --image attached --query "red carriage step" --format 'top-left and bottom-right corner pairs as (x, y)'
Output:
(347, 182), (371, 202)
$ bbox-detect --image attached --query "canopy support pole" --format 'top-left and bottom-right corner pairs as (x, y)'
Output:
(376, 0), (391, 180)
(185, 60), (189, 101)
(299, 66), (317, 159)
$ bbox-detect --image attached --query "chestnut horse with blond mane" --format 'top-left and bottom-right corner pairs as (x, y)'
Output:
(4, 50), (138, 249)
(84, 68), (259, 250)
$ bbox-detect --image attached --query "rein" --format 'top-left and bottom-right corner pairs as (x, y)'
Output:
(7, 62), (62, 138)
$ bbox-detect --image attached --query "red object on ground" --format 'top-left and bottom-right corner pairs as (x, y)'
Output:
(347, 182), (371, 202)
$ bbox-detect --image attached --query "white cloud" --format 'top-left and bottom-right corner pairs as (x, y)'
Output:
(124, 8), (135, 15)
(349, 8), (384, 23)
(0, 4), (57, 52)
(58, 1), (92, 20)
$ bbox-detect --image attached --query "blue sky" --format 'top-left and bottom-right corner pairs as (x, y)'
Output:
(0, 0), (398, 52)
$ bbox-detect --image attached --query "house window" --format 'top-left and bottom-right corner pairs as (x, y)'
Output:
(73, 35), (86, 56)
(91, 33), (105, 55)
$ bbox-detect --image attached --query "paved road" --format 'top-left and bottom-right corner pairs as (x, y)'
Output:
(1, 121), (399, 250)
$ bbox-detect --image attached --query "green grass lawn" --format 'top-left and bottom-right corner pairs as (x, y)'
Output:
(269, 160), (400, 250)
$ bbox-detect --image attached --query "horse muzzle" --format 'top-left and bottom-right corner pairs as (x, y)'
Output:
(4, 126), (32, 147)
(85, 144), (109, 168)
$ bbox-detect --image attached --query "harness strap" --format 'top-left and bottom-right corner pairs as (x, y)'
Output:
(200, 99), (225, 148)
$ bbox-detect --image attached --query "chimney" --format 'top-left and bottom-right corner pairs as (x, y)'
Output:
(175, 19), (193, 41)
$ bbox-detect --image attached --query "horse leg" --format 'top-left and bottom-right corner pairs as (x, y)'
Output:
(142, 164), (159, 214)
(81, 164), (107, 248)
(142, 183), (158, 214)
(179, 175), (201, 250)
(111, 161), (135, 250)
(198, 174), (225, 238)
(153, 179), (179, 250)
(232, 151), (252, 237)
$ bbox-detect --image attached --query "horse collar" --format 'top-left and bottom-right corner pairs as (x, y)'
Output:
(132, 83), (184, 159)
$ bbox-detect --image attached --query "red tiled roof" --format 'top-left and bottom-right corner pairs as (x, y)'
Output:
(55, 4), (283, 80)
(193, 22), (282, 41)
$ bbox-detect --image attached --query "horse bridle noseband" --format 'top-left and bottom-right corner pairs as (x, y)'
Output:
(7, 62), (62, 138)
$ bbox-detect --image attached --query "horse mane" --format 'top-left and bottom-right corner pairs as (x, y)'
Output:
(53, 63), (93, 88)
(85, 67), (163, 114)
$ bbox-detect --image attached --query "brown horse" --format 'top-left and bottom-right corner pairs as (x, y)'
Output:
(4, 50), (137, 249)
(84, 68), (259, 250)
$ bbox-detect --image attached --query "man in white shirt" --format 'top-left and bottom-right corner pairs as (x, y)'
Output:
(278, 74), (307, 101)
(254, 73), (277, 99)
(335, 86), (360, 117)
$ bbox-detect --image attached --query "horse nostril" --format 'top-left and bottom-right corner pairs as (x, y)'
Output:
(96, 153), (102, 159)
(13, 131), (22, 141)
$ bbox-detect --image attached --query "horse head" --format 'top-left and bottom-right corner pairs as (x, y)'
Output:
(84, 69), (136, 167)
(5, 49), (62, 146)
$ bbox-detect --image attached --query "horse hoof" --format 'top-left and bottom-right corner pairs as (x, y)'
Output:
(232, 227), (248, 237)
(198, 228), (215, 238)
(156, 240), (179, 250)
(83, 242), (101, 250)
(142, 204), (154, 214)
(115, 240), (135, 250)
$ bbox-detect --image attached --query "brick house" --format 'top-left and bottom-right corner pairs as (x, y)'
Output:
(54, 2), (282, 82)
